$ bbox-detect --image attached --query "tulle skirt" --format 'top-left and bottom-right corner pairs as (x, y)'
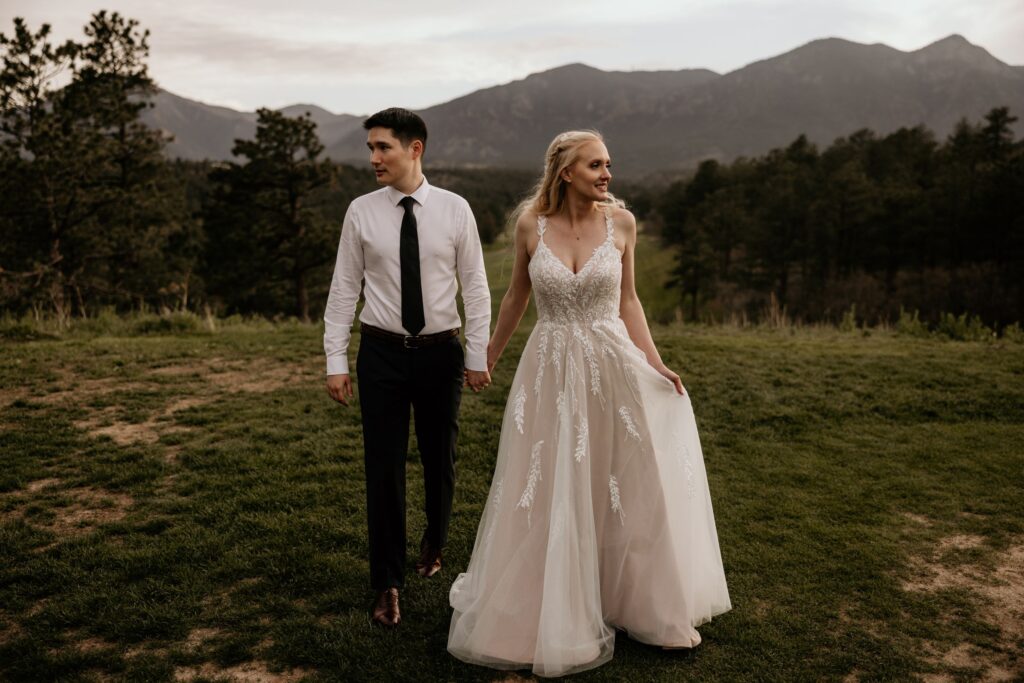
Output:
(448, 318), (731, 677)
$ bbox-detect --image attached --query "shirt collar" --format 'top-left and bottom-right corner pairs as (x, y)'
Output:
(385, 175), (431, 207)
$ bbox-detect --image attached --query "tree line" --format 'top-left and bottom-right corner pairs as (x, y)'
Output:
(2, 14), (1021, 328)
(0, 13), (531, 324)
(653, 109), (1024, 327)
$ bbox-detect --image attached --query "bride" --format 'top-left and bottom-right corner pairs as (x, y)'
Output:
(447, 130), (731, 677)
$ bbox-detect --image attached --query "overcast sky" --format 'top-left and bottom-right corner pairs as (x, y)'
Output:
(4, 0), (1022, 114)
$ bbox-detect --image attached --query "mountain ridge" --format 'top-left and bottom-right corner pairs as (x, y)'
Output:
(141, 34), (1024, 173)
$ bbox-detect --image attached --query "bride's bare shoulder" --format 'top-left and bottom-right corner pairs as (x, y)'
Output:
(610, 206), (636, 228)
(515, 209), (539, 232)
(610, 206), (637, 246)
(514, 209), (541, 253)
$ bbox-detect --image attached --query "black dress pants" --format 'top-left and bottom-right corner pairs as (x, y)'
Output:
(356, 333), (464, 590)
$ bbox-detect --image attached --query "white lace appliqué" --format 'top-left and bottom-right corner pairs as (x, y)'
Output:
(551, 329), (565, 375)
(573, 325), (603, 402)
(534, 327), (549, 397)
(622, 359), (642, 403)
(574, 419), (588, 463)
(516, 440), (544, 527)
(618, 406), (641, 441)
(513, 384), (527, 434)
(484, 478), (504, 544)
(609, 475), (626, 524)
(556, 391), (567, 419)
(527, 211), (622, 326)
(565, 355), (581, 416)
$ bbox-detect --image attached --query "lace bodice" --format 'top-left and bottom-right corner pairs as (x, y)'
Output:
(528, 212), (622, 325)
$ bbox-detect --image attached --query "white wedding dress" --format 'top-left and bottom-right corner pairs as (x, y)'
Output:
(448, 212), (731, 677)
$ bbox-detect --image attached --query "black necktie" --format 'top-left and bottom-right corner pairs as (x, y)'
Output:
(399, 196), (425, 336)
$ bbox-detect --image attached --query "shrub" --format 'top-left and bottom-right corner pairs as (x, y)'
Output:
(1002, 323), (1024, 344)
(839, 304), (858, 333)
(0, 322), (57, 341)
(895, 308), (929, 338)
(131, 312), (205, 335)
(935, 312), (995, 342)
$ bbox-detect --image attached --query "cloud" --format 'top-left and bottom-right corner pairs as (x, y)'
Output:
(3, 0), (1021, 114)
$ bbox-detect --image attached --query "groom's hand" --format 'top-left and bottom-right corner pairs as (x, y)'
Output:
(464, 369), (491, 393)
(326, 374), (354, 406)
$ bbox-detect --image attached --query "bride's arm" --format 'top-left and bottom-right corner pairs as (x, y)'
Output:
(617, 210), (685, 395)
(486, 213), (535, 373)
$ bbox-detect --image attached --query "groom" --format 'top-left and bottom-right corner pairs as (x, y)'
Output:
(324, 108), (492, 627)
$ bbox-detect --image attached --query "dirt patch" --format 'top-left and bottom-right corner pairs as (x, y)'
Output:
(124, 642), (170, 660)
(163, 446), (183, 465)
(902, 530), (1024, 680)
(917, 644), (1019, 683)
(10, 486), (134, 540)
(4, 483), (133, 552)
(0, 376), (135, 410)
(0, 617), (21, 645)
(184, 627), (222, 651)
(36, 378), (153, 406)
(25, 599), (48, 617)
(147, 357), (318, 395)
(26, 477), (61, 493)
(937, 534), (985, 551)
(173, 661), (312, 682)
(69, 358), (316, 448)
(163, 397), (208, 413)
(48, 487), (134, 535)
(81, 419), (164, 446)
(75, 397), (206, 446)
(203, 360), (318, 394)
(74, 636), (116, 654)
(150, 365), (207, 377)
(901, 512), (934, 527)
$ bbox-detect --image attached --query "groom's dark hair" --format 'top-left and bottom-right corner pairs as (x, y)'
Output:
(363, 108), (427, 152)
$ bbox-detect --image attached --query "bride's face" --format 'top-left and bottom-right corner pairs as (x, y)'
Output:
(562, 141), (612, 202)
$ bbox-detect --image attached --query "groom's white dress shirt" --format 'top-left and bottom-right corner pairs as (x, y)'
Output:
(324, 177), (491, 375)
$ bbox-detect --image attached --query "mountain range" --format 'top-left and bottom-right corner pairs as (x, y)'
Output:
(142, 34), (1024, 175)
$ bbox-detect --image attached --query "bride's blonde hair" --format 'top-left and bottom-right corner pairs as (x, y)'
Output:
(511, 130), (625, 226)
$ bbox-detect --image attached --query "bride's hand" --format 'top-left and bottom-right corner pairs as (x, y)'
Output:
(656, 364), (685, 395)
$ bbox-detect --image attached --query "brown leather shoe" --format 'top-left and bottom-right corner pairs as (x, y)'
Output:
(415, 542), (443, 578)
(371, 587), (400, 627)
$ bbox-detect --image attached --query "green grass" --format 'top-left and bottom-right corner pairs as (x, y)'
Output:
(2, 240), (1023, 681)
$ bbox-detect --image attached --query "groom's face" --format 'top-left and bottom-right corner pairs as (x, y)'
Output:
(366, 127), (421, 187)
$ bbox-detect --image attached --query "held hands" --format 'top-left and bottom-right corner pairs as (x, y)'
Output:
(326, 374), (354, 405)
(655, 364), (686, 395)
(464, 369), (491, 392)
(462, 338), (499, 392)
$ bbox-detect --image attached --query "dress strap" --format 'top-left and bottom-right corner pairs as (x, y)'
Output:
(537, 214), (547, 237)
(603, 208), (614, 241)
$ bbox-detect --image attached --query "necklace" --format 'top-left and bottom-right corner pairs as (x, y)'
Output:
(569, 218), (583, 241)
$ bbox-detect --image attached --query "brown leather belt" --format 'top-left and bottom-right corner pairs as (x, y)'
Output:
(360, 323), (460, 349)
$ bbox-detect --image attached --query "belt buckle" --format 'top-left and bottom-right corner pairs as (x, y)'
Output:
(403, 335), (416, 349)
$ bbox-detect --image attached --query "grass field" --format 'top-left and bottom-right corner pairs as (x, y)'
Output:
(2, 240), (1023, 682)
